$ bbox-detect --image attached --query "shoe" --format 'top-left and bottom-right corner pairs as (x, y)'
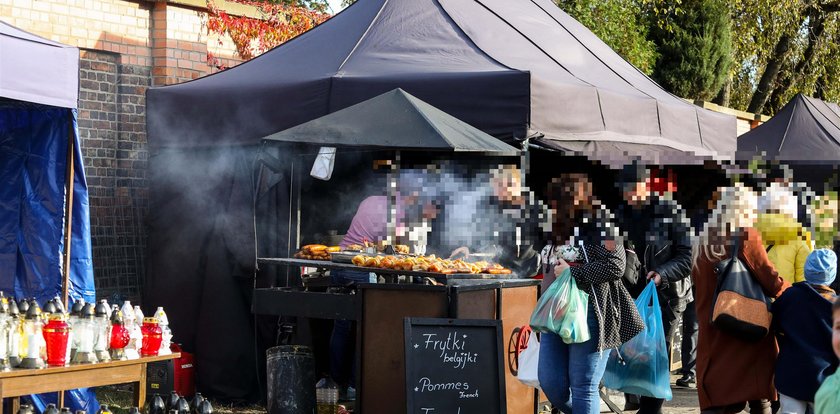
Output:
(676, 373), (696, 387)
(624, 393), (640, 411)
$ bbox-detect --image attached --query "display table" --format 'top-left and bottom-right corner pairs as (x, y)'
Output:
(0, 353), (180, 414)
(253, 257), (540, 414)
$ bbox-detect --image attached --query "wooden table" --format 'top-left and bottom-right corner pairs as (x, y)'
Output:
(0, 353), (180, 414)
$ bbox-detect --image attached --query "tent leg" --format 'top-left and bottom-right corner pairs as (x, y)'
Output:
(62, 122), (75, 305)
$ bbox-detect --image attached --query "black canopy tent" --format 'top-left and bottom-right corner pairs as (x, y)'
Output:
(147, 0), (736, 158)
(737, 94), (840, 162)
(145, 0), (736, 401)
(736, 94), (840, 189)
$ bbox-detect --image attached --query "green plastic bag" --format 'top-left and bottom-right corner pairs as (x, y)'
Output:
(530, 268), (590, 344)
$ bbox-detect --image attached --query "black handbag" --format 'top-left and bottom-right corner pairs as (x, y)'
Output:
(711, 235), (772, 342)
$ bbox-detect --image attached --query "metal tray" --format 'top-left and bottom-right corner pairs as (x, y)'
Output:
(330, 251), (363, 264)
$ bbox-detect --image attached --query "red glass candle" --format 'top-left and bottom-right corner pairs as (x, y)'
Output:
(140, 317), (162, 357)
(110, 323), (129, 349)
(42, 315), (70, 366)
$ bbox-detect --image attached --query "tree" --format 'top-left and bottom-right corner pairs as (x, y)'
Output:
(556, 0), (660, 74)
(206, 0), (330, 68)
(648, 0), (733, 101)
(726, 0), (840, 114)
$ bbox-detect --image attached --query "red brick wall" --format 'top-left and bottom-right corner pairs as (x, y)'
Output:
(2, 0), (243, 302)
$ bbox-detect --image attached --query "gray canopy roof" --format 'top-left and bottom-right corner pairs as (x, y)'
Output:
(0, 21), (78, 108)
(147, 0), (735, 162)
(737, 94), (840, 162)
(262, 89), (518, 155)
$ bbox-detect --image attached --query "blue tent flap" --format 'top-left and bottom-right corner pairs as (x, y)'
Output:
(0, 100), (94, 304)
(0, 99), (97, 412)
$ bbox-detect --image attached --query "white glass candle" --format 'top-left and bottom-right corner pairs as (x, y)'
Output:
(78, 322), (94, 352)
(8, 322), (19, 357)
(26, 333), (38, 358)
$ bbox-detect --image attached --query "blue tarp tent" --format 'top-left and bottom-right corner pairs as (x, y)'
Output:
(0, 20), (98, 413)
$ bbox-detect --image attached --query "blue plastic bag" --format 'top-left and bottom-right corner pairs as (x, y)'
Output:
(529, 269), (590, 344)
(602, 281), (672, 400)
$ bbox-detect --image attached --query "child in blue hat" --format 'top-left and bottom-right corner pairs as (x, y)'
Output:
(772, 248), (839, 414)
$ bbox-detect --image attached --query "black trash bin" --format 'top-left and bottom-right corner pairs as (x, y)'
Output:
(266, 345), (316, 414)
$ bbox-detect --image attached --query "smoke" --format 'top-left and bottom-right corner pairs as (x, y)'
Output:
(388, 162), (549, 256)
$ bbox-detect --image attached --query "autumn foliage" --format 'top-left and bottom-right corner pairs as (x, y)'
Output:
(206, 0), (330, 69)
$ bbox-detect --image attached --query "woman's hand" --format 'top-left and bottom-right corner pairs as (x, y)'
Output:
(554, 258), (570, 275)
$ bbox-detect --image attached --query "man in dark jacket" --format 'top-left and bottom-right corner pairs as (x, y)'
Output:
(616, 165), (694, 414)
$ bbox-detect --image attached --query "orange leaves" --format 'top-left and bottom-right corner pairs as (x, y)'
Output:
(206, 0), (330, 68)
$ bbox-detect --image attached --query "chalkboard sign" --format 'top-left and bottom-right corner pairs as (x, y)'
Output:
(404, 318), (506, 414)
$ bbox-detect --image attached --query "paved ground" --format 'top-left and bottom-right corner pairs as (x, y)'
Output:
(599, 375), (701, 414)
(99, 376), (707, 413)
(599, 374), (702, 414)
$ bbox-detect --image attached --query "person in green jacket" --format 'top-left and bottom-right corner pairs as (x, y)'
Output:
(815, 297), (840, 414)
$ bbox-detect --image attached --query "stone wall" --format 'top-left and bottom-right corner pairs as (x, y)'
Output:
(1, 0), (243, 302)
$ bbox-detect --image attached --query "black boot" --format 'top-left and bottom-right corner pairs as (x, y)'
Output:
(676, 373), (696, 387)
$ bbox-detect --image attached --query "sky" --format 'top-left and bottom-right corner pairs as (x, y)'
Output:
(327, 0), (347, 14)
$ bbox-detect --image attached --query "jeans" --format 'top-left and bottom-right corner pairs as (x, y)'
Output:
(679, 298), (698, 376)
(779, 393), (814, 414)
(638, 296), (685, 413)
(538, 305), (609, 414)
(329, 269), (375, 386)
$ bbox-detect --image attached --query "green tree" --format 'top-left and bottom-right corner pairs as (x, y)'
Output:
(725, 0), (840, 114)
(556, 0), (659, 74)
(648, 0), (733, 101)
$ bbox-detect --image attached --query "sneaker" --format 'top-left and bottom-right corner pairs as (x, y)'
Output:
(676, 373), (696, 387)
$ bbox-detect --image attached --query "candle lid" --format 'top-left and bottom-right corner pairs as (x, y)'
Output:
(70, 299), (85, 316)
(143, 317), (159, 324)
(110, 309), (124, 324)
(80, 303), (95, 319)
(25, 303), (41, 320)
(48, 313), (67, 322)
(43, 300), (58, 315)
(94, 300), (110, 317)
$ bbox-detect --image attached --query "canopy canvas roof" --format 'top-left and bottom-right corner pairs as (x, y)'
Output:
(737, 94), (840, 162)
(147, 0), (736, 161)
(262, 88), (519, 155)
(0, 20), (79, 108)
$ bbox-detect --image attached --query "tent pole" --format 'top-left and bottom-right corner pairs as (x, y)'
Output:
(62, 120), (75, 306)
(387, 151), (400, 245)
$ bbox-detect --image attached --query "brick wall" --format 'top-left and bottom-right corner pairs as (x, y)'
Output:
(1, 0), (243, 303)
